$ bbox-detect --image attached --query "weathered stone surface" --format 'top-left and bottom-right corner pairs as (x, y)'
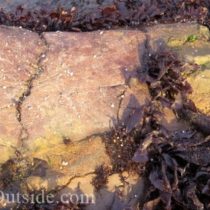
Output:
(146, 23), (209, 53)
(187, 70), (210, 115)
(1, 23), (210, 209)
(27, 136), (110, 176)
(160, 107), (189, 131)
(0, 28), (149, 209)
(21, 30), (149, 151)
(146, 23), (210, 68)
(0, 26), (45, 162)
(3, 24), (205, 163)
(146, 23), (210, 69)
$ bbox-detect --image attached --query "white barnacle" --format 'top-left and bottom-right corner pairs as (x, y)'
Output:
(111, 103), (115, 108)
(65, 69), (74, 76)
(61, 160), (69, 166)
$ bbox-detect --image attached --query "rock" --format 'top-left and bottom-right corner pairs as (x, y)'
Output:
(27, 136), (110, 177)
(146, 23), (209, 53)
(187, 70), (210, 115)
(21, 30), (149, 151)
(146, 23), (210, 67)
(0, 27), (148, 209)
(0, 28), (149, 210)
(0, 26), (46, 163)
(1, 23), (210, 209)
(160, 107), (189, 131)
(26, 176), (48, 191)
(2, 24), (203, 163)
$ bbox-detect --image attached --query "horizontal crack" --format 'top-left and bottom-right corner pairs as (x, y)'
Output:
(49, 172), (95, 195)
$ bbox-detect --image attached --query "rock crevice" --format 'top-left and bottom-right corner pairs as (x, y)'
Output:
(14, 33), (49, 146)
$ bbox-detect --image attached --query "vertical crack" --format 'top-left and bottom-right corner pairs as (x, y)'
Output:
(116, 88), (128, 123)
(14, 33), (49, 147)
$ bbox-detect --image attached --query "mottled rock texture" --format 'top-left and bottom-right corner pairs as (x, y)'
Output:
(21, 30), (149, 150)
(187, 70), (210, 115)
(0, 26), (46, 162)
(0, 27), (148, 209)
(0, 23), (210, 210)
(0, 27), (151, 163)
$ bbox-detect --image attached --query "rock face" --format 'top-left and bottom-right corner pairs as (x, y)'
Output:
(0, 26), (46, 163)
(0, 27), (149, 209)
(3, 23), (209, 163)
(1, 23), (210, 209)
(21, 30), (148, 150)
(187, 70), (210, 115)
(0, 27), (150, 163)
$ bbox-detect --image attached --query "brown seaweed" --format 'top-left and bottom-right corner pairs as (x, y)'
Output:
(103, 44), (210, 210)
(0, 0), (209, 32)
(134, 46), (210, 210)
(91, 165), (110, 191)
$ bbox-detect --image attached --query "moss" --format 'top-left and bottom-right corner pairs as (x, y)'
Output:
(186, 34), (198, 42)
(167, 35), (198, 48)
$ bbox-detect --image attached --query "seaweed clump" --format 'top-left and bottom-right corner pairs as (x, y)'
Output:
(91, 165), (111, 191)
(0, 0), (209, 32)
(103, 45), (210, 210)
(135, 47), (210, 210)
(140, 46), (192, 104)
(104, 124), (140, 173)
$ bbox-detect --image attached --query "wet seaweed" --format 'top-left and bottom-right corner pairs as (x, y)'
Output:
(139, 47), (192, 105)
(103, 43), (210, 210)
(133, 46), (210, 210)
(0, 0), (210, 32)
(0, 158), (86, 210)
(0, 158), (32, 189)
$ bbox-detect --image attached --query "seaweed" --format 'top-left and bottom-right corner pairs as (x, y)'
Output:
(0, 0), (209, 32)
(62, 136), (72, 145)
(0, 157), (32, 188)
(102, 44), (210, 210)
(139, 46), (192, 105)
(91, 165), (110, 191)
(104, 124), (140, 173)
(0, 158), (86, 210)
(133, 46), (210, 210)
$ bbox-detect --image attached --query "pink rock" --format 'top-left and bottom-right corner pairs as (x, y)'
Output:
(0, 26), (46, 162)
(21, 30), (149, 150)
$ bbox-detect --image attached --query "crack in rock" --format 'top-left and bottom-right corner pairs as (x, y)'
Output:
(14, 33), (49, 146)
(49, 172), (95, 194)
